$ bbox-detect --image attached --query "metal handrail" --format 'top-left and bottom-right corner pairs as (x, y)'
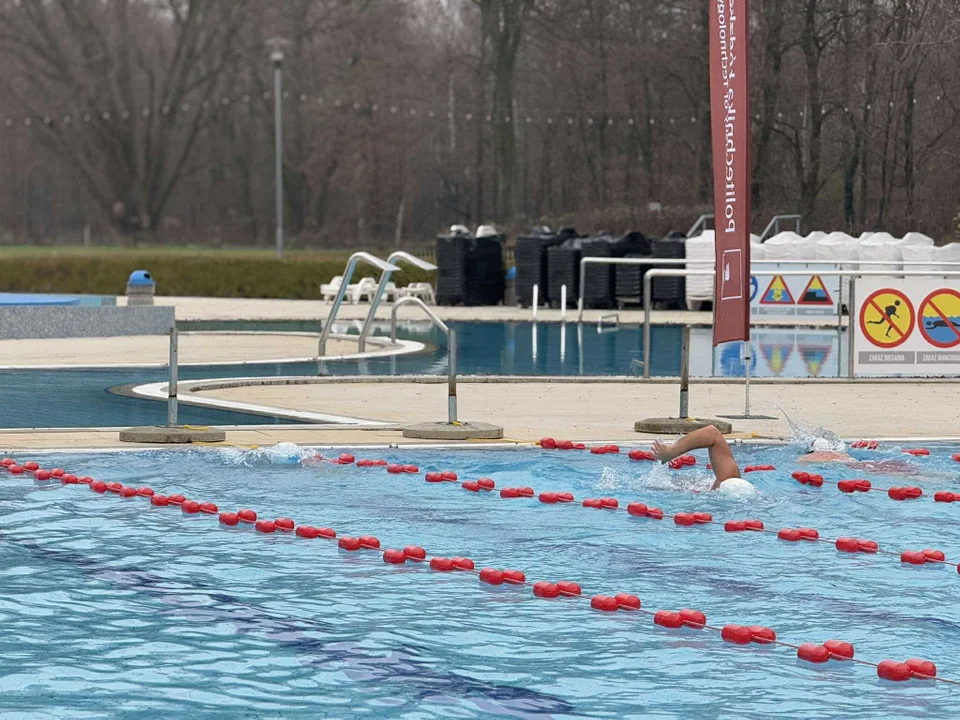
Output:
(358, 251), (437, 351)
(319, 252), (401, 356)
(686, 214), (715, 238)
(759, 214), (802, 241)
(389, 296), (449, 343)
(641, 268), (960, 379)
(389, 296), (457, 423)
(577, 256), (960, 323)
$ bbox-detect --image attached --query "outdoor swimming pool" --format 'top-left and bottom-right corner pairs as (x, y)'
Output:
(2, 442), (958, 717)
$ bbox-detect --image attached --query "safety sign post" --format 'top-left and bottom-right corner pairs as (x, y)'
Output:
(853, 278), (960, 377)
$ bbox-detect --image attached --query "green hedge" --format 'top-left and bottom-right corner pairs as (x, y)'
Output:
(0, 253), (436, 299)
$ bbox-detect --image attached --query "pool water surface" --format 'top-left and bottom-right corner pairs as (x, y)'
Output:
(1, 442), (958, 717)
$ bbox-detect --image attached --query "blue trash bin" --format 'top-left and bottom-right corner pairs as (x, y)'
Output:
(126, 270), (155, 306)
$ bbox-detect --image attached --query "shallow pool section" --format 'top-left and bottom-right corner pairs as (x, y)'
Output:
(2, 443), (959, 717)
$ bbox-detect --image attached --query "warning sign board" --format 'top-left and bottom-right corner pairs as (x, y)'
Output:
(750, 262), (839, 317)
(854, 278), (960, 377)
(760, 276), (794, 305)
(798, 276), (833, 305)
(918, 289), (960, 349)
(858, 289), (914, 349)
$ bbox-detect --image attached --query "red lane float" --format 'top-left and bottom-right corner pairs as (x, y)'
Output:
(654, 610), (684, 629)
(590, 594), (619, 612)
(743, 465), (776, 473)
(877, 659), (913, 682)
(851, 440), (880, 450)
(557, 581), (582, 597)
(837, 479), (872, 493)
(34, 470), (51, 481)
(953, 453), (960, 462)
(798, 643), (831, 663)
(219, 512), (239, 526)
(538, 437), (557, 449)
(256, 520), (277, 533)
(534, 582), (561, 599)
(721, 624), (753, 645)
(382, 549), (407, 563)
(615, 593), (641, 610)
(627, 502), (664, 520)
(905, 658), (938, 679)
(23, 461), (39, 471)
(404, 545), (427, 561)
(276, 517), (295, 532)
(824, 639), (855, 659)
(150, 494), (169, 506)
(237, 509), (257, 523)
(628, 450), (656, 462)
(934, 491), (959, 503)
(792, 471), (824, 488)
(904, 448), (930, 457)
(429, 557), (455, 572)
(888, 486), (923, 501)
(338, 536), (362, 551)
(668, 455), (697, 470)
(835, 537), (878, 554)
(679, 609), (706, 627)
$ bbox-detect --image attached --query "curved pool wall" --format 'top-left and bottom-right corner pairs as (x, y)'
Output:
(0, 321), (846, 428)
(2, 443), (959, 717)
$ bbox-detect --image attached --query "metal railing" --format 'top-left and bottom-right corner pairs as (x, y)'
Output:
(389, 296), (458, 424)
(641, 268), (960, 379)
(358, 251), (437, 352)
(318, 252), (400, 356)
(686, 214), (715, 238)
(758, 214), (802, 241)
(577, 256), (960, 323)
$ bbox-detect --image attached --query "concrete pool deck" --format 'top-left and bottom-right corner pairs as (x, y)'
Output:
(142, 295), (848, 327)
(1, 379), (956, 450)
(0, 333), (416, 368)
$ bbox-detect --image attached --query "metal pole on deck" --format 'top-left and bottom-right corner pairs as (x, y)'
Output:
(447, 328), (458, 424)
(167, 326), (179, 426)
(847, 278), (857, 379)
(679, 326), (690, 418)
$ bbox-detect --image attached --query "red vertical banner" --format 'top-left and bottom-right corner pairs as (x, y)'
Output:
(709, 0), (752, 345)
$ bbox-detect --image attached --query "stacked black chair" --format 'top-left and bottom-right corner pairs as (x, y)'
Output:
(515, 227), (577, 307)
(436, 232), (469, 305)
(580, 233), (619, 309)
(464, 234), (505, 305)
(546, 240), (581, 307)
(651, 231), (687, 308)
(436, 231), (505, 306)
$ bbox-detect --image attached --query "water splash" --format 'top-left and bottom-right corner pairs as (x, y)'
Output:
(216, 442), (315, 467)
(779, 405), (846, 453)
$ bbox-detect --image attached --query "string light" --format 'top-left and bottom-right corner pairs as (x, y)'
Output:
(1, 89), (951, 135)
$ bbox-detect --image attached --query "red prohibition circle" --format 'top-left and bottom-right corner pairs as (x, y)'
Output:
(858, 289), (914, 349)
(917, 288), (960, 349)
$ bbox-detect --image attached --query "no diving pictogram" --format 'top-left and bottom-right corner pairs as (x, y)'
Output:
(859, 288), (914, 349)
(918, 288), (960, 349)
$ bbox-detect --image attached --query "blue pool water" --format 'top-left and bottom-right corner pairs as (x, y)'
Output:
(2, 443), (959, 717)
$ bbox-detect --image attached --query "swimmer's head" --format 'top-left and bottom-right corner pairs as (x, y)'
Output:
(809, 438), (833, 453)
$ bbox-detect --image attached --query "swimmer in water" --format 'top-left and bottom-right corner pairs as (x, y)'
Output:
(798, 438), (917, 474)
(652, 425), (745, 492)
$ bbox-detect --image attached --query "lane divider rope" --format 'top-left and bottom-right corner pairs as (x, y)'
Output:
(3, 455), (957, 686)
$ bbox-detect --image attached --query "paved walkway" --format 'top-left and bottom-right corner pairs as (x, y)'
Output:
(0, 333), (359, 367)
(191, 379), (958, 442)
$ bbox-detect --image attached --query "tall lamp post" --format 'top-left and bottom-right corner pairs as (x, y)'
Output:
(269, 40), (286, 258)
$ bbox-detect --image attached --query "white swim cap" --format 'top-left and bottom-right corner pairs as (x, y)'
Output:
(811, 438), (832, 453)
(718, 477), (756, 496)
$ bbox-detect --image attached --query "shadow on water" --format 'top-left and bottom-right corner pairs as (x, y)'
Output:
(1, 532), (578, 717)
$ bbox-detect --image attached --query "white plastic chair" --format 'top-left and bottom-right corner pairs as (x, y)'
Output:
(398, 282), (436, 304)
(351, 277), (378, 304)
(321, 275), (343, 301)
